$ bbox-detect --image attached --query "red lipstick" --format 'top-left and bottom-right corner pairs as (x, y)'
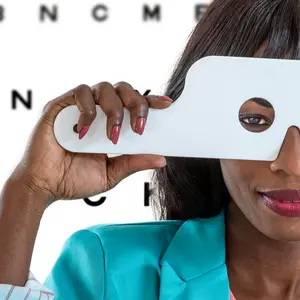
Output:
(259, 190), (300, 217)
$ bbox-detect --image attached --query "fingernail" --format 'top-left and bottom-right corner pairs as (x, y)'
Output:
(135, 117), (146, 135)
(111, 125), (121, 145)
(79, 125), (90, 139)
(159, 96), (173, 102)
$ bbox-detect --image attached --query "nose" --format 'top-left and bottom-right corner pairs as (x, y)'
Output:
(270, 126), (300, 176)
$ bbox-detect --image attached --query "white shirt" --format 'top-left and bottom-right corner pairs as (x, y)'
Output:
(0, 272), (54, 299)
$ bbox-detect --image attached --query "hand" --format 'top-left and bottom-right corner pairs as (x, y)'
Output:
(14, 82), (173, 204)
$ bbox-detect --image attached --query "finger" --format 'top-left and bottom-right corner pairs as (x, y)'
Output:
(106, 154), (167, 188)
(91, 82), (124, 145)
(135, 89), (173, 108)
(145, 95), (173, 109)
(42, 84), (96, 139)
(72, 85), (97, 138)
(114, 82), (149, 135)
(42, 90), (76, 122)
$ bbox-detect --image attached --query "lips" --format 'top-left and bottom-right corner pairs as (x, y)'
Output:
(261, 190), (300, 203)
(259, 190), (300, 217)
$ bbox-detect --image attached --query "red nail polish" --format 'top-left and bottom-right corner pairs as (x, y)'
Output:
(111, 125), (121, 144)
(79, 125), (90, 139)
(160, 96), (173, 102)
(135, 117), (146, 135)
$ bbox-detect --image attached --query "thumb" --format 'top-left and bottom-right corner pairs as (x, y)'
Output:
(106, 154), (166, 187)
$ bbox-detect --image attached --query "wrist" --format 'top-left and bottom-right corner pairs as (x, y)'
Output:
(4, 171), (51, 216)
(0, 171), (48, 285)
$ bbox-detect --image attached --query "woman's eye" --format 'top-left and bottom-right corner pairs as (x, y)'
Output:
(242, 117), (268, 125)
(239, 114), (271, 126)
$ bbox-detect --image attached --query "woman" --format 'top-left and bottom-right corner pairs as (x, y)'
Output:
(1, 0), (300, 299)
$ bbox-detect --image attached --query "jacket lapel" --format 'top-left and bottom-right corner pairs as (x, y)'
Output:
(159, 211), (230, 300)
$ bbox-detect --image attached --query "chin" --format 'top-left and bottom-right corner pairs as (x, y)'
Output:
(248, 193), (300, 242)
(256, 213), (300, 242)
(264, 229), (300, 242)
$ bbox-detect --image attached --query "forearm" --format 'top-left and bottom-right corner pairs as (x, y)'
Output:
(0, 173), (48, 285)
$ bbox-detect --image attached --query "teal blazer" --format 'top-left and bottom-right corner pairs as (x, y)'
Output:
(44, 211), (230, 299)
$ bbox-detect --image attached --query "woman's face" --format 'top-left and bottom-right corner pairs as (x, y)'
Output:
(220, 126), (300, 242)
(220, 47), (300, 241)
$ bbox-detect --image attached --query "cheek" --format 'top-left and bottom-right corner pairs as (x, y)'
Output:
(220, 160), (256, 200)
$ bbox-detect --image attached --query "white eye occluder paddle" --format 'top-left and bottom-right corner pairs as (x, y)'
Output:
(53, 56), (300, 161)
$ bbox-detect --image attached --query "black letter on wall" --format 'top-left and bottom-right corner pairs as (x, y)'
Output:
(40, 5), (58, 22)
(84, 196), (107, 207)
(92, 5), (108, 22)
(144, 182), (150, 206)
(12, 90), (32, 110)
(143, 5), (161, 21)
(195, 4), (208, 22)
(0, 6), (4, 22)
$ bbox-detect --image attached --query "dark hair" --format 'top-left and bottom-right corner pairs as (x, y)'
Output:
(152, 0), (300, 220)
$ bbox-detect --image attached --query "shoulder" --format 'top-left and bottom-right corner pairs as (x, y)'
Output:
(67, 219), (185, 255)
(45, 221), (185, 299)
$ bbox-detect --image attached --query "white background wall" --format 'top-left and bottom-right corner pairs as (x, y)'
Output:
(0, 0), (211, 282)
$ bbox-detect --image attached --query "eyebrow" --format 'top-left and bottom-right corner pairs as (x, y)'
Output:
(251, 97), (273, 108)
